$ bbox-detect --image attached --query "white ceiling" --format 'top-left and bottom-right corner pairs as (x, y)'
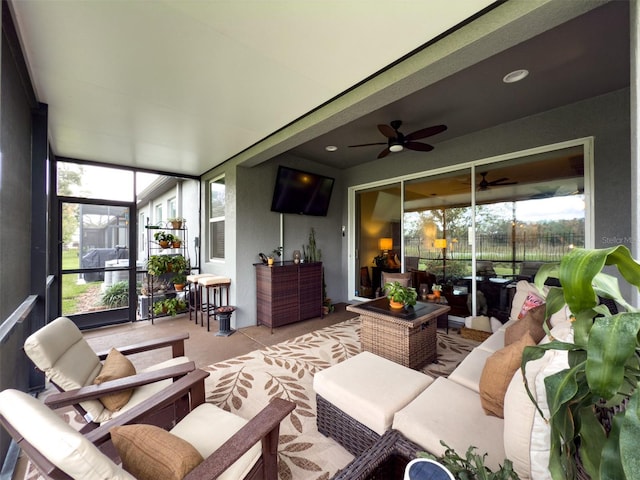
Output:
(10, 0), (496, 176)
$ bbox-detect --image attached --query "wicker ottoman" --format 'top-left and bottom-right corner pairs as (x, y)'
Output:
(313, 351), (433, 456)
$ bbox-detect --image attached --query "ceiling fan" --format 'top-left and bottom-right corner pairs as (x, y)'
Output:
(477, 172), (517, 190)
(348, 120), (447, 159)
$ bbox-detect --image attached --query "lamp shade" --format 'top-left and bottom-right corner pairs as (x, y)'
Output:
(434, 239), (447, 249)
(378, 237), (393, 251)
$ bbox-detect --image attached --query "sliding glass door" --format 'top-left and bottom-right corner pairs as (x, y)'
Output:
(352, 140), (590, 319)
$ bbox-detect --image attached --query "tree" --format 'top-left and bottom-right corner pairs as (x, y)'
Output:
(58, 163), (83, 246)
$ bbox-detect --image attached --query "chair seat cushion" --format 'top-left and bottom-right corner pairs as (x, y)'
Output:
(392, 377), (505, 472)
(110, 424), (203, 480)
(170, 403), (262, 480)
(313, 351), (433, 435)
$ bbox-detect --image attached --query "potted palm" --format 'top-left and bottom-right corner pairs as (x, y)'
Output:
(384, 281), (417, 309)
(522, 245), (640, 480)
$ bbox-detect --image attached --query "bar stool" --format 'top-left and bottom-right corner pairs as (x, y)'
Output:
(198, 276), (231, 331)
(186, 274), (215, 324)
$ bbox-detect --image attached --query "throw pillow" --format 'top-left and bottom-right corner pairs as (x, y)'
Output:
(111, 424), (204, 480)
(479, 332), (536, 418)
(518, 292), (545, 319)
(93, 348), (136, 411)
(505, 305), (546, 346)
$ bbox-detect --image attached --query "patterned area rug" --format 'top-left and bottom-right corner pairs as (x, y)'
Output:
(204, 317), (479, 480)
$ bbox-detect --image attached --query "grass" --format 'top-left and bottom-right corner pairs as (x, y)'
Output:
(61, 248), (98, 315)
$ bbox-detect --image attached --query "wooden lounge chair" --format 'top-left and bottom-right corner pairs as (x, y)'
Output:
(24, 316), (195, 432)
(0, 369), (296, 480)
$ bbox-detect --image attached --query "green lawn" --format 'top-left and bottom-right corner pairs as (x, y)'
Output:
(61, 248), (97, 315)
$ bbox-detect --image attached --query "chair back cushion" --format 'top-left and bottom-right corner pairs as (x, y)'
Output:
(381, 272), (412, 288)
(24, 317), (105, 421)
(0, 389), (133, 480)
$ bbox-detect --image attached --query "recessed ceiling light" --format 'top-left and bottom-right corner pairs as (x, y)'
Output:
(325, 145), (338, 152)
(503, 69), (529, 83)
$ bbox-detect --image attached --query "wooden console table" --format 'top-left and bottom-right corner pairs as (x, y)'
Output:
(255, 261), (322, 330)
(347, 298), (450, 369)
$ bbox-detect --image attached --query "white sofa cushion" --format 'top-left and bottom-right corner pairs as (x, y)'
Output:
(313, 351), (433, 435)
(393, 377), (505, 472)
(477, 328), (506, 353)
(502, 321), (572, 479)
(447, 348), (493, 393)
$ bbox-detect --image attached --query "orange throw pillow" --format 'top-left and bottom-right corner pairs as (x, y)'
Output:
(93, 348), (136, 411)
(111, 424), (204, 480)
(479, 332), (536, 418)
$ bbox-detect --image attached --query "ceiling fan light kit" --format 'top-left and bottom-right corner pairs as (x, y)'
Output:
(349, 119), (447, 158)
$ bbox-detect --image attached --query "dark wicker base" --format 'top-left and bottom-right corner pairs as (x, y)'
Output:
(316, 394), (381, 457)
(331, 429), (423, 480)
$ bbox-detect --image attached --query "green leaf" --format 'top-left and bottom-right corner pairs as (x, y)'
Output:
(586, 313), (640, 399)
(620, 387), (640, 480)
(600, 409), (626, 480)
(576, 404), (607, 478)
(558, 248), (605, 315)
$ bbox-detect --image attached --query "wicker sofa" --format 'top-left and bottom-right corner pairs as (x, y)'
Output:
(325, 280), (574, 480)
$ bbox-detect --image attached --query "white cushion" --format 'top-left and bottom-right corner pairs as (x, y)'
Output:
(171, 403), (261, 480)
(477, 329), (505, 353)
(313, 351), (433, 435)
(447, 348), (493, 393)
(0, 389), (133, 480)
(490, 317), (503, 333)
(393, 377), (505, 472)
(24, 317), (105, 421)
(503, 322), (572, 479)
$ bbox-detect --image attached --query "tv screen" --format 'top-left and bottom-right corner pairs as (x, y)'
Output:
(270, 166), (335, 216)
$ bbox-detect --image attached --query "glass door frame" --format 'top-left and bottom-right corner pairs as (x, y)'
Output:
(348, 137), (595, 303)
(57, 196), (137, 330)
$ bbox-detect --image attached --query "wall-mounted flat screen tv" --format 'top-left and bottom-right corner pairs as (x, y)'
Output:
(270, 166), (335, 216)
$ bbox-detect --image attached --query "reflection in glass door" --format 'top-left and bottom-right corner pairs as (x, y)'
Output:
(60, 201), (136, 329)
(354, 184), (401, 299)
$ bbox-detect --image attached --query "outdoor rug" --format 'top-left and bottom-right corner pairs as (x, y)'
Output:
(203, 316), (479, 480)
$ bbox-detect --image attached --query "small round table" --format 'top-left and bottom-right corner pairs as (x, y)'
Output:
(214, 306), (236, 337)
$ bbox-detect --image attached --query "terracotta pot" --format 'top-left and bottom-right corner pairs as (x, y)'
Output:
(171, 221), (182, 229)
(172, 241), (182, 248)
(159, 241), (170, 248)
(174, 284), (185, 291)
(389, 300), (404, 309)
(433, 290), (441, 299)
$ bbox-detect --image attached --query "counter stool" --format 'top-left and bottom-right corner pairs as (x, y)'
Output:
(214, 306), (236, 337)
(198, 276), (231, 331)
(186, 274), (215, 324)
(313, 351), (434, 456)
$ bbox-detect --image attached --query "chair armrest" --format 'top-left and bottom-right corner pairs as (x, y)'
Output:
(96, 332), (189, 359)
(44, 361), (196, 409)
(184, 398), (296, 480)
(85, 369), (210, 445)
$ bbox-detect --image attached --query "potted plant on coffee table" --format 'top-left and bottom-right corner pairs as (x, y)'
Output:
(522, 245), (640, 480)
(384, 281), (417, 309)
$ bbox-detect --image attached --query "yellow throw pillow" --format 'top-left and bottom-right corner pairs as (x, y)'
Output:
(93, 348), (136, 411)
(505, 305), (546, 346)
(111, 424), (204, 480)
(479, 332), (536, 418)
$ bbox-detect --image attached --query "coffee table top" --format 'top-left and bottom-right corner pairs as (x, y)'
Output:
(347, 297), (450, 326)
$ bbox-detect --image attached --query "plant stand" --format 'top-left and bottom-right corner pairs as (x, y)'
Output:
(214, 306), (236, 336)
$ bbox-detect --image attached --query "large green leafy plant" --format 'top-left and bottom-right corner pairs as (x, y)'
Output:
(522, 246), (640, 480)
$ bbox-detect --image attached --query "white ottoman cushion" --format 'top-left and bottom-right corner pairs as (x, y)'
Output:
(313, 351), (433, 435)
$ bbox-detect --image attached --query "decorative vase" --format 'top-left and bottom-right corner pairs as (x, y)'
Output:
(293, 250), (301, 264)
(268, 257), (274, 266)
(389, 300), (404, 309)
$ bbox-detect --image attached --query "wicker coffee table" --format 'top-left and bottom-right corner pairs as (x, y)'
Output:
(347, 298), (450, 369)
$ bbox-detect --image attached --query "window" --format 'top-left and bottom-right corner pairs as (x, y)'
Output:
(168, 197), (177, 220)
(209, 176), (225, 260)
(155, 204), (163, 225)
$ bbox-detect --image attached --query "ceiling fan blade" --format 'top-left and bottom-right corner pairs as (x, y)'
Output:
(405, 124), (447, 141)
(405, 141), (434, 152)
(377, 147), (391, 159)
(487, 177), (509, 185)
(378, 124), (396, 138)
(348, 142), (387, 148)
